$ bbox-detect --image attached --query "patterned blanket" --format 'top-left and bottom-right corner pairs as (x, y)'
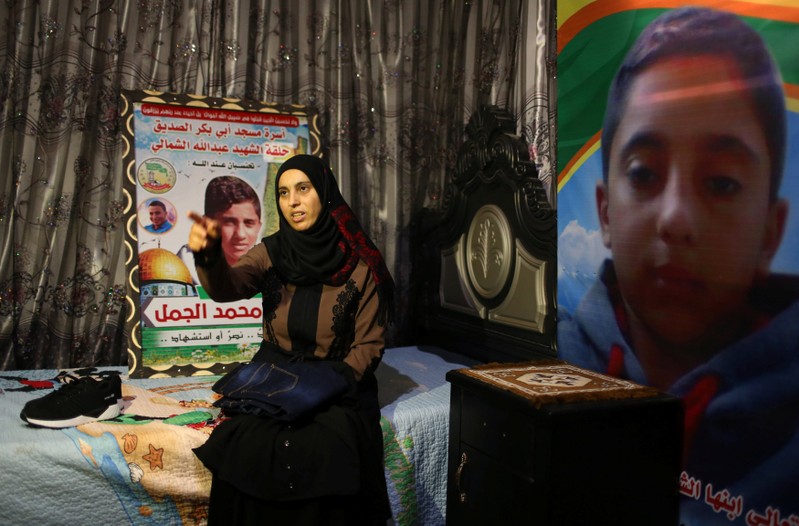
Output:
(0, 346), (476, 526)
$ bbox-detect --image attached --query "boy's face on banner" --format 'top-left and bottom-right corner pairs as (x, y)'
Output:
(213, 201), (262, 265)
(598, 54), (787, 346)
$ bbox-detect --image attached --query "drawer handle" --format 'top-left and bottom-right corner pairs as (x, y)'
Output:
(456, 452), (468, 504)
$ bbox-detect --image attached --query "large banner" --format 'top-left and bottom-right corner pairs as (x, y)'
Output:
(120, 91), (321, 378)
(557, 2), (798, 525)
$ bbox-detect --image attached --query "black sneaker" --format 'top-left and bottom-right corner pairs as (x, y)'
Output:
(20, 374), (122, 428)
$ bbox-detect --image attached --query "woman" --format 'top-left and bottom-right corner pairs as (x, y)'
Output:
(188, 154), (394, 525)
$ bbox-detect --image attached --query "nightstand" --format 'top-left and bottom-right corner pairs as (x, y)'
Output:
(446, 361), (683, 525)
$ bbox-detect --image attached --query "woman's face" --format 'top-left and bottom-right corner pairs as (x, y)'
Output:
(278, 168), (323, 232)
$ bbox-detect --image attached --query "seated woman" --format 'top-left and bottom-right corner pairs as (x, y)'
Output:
(188, 154), (395, 525)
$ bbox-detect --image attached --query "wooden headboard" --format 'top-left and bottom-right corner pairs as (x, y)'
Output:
(416, 105), (556, 363)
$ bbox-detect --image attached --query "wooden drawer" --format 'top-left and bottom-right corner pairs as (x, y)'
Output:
(447, 362), (683, 526)
(448, 443), (537, 525)
(459, 388), (535, 478)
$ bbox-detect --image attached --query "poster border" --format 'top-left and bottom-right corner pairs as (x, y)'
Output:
(120, 89), (322, 378)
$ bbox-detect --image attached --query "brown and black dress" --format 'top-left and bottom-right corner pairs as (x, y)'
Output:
(193, 155), (394, 526)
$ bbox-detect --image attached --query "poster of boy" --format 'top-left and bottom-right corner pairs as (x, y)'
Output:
(557, 3), (799, 525)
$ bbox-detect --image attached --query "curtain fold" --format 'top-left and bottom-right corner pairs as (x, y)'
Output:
(0, 0), (555, 370)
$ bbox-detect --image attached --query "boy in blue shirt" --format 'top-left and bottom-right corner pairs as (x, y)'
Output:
(559, 7), (798, 525)
(144, 199), (173, 233)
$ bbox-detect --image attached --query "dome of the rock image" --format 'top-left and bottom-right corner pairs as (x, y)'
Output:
(139, 248), (193, 284)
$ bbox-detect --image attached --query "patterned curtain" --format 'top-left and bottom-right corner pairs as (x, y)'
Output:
(0, 0), (555, 370)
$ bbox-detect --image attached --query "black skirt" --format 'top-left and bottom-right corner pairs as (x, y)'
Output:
(194, 367), (390, 525)
(207, 475), (374, 526)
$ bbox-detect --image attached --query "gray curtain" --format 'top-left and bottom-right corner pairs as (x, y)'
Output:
(0, 0), (555, 370)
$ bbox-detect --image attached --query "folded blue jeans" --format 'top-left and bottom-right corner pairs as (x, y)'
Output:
(212, 347), (350, 422)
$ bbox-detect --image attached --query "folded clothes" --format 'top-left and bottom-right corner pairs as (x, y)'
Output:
(212, 360), (349, 421)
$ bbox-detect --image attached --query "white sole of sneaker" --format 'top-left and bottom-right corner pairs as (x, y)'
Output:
(24, 401), (122, 429)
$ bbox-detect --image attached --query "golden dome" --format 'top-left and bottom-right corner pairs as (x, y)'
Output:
(139, 248), (193, 285)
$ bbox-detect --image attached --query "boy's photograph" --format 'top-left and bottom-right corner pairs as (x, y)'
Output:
(557, 4), (799, 525)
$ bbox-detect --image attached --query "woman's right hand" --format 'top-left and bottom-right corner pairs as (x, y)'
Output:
(187, 211), (220, 252)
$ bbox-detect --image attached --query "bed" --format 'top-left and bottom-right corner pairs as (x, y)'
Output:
(415, 105), (557, 363)
(0, 345), (478, 526)
(0, 104), (555, 526)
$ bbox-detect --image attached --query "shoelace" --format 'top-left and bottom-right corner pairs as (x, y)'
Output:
(56, 371), (89, 385)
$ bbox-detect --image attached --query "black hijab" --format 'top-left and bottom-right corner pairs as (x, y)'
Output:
(264, 155), (394, 325)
